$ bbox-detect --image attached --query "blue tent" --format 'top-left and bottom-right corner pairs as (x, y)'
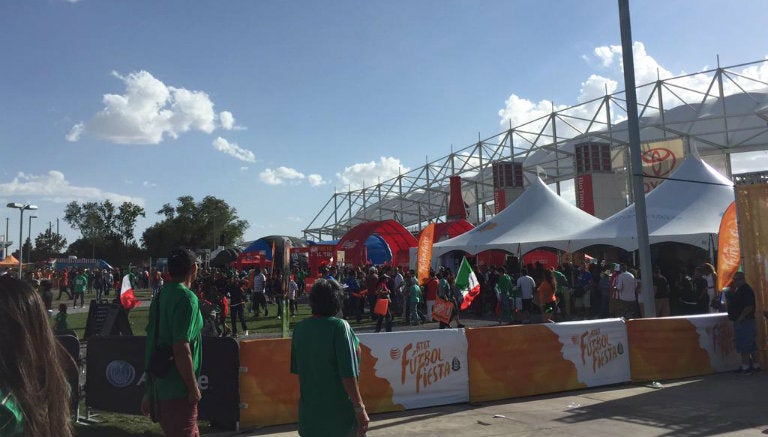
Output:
(309, 234), (392, 265)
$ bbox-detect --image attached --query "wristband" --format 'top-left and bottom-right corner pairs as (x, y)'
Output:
(353, 404), (365, 413)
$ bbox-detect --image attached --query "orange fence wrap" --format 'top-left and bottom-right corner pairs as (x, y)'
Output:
(735, 183), (768, 367)
(239, 338), (298, 427)
(239, 329), (468, 428)
(467, 319), (630, 402)
(627, 314), (740, 382)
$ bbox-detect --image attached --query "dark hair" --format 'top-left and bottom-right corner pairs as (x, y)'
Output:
(309, 278), (343, 317)
(0, 276), (73, 437)
(167, 248), (197, 279)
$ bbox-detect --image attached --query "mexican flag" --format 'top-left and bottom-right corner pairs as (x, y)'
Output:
(120, 274), (141, 311)
(455, 257), (480, 310)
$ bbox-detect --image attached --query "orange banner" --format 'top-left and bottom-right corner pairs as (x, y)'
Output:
(417, 223), (435, 285)
(716, 202), (740, 292)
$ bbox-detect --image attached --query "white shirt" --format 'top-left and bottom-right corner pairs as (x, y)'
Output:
(516, 275), (535, 299)
(393, 273), (404, 292)
(615, 271), (637, 301)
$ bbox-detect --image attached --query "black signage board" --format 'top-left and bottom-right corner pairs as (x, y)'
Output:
(86, 336), (239, 429)
(84, 302), (133, 340)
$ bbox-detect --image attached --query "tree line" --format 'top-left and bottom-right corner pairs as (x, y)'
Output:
(17, 195), (249, 267)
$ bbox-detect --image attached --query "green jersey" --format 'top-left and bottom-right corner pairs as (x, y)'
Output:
(73, 274), (87, 294)
(291, 317), (360, 437)
(409, 284), (422, 303)
(54, 312), (68, 331)
(145, 282), (204, 401)
(553, 270), (568, 296)
(496, 274), (513, 296)
(0, 390), (23, 436)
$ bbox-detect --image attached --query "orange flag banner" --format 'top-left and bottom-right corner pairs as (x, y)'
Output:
(716, 202), (740, 292)
(417, 223), (435, 285)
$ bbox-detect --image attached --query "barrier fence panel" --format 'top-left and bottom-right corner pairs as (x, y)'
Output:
(56, 334), (81, 415)
(357, 329), (469, 411)
(627, 314), (740, 382)
(239, 329), (470, 429)
(467, 319), (630, 403)
(198, 337), (240, 430)
(240, 338), (297, 428)
(86, 336), (145, 415)
(86, 336), (240, 429)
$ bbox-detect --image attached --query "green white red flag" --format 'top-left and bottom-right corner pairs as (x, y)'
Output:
(455, 257), (480, 310)
(120, 274), (141, 311)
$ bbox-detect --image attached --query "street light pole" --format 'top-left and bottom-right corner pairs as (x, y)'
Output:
(7, 203), (38, 279)
(27, 214), (37, 268)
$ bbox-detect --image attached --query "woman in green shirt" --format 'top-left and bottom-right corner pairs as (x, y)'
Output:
(0, 276), (73, 436)
(291, 278), (369, 437)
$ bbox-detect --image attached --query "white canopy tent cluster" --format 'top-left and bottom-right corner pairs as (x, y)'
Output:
(433, 153), (735, 258)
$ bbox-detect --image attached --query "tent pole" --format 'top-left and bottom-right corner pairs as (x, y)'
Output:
(619, 0), (655, 318)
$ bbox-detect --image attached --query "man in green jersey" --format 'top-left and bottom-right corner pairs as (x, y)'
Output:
(142, 248), (204, 436)
(291, 278), (369, 437)
(72, 268), (87, 308)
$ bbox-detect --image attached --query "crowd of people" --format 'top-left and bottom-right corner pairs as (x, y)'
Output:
(150, 256), (742, 339)
(0, 247), (760, 437)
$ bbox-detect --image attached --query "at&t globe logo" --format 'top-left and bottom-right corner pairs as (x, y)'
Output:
(106, 360), (136, 388)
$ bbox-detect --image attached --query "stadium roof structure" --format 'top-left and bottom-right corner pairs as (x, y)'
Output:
(303, 59), (768, 242)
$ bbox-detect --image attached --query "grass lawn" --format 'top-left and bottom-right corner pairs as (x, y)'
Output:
(56, 289), (384, 339)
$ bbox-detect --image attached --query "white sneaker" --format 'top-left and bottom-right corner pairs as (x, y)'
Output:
(277, 316), (281, 320)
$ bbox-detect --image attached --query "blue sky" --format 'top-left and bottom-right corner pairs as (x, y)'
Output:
(1, 0), (767, 252)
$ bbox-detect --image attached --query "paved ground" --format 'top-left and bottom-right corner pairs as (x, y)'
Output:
(230, 372), (768, 437)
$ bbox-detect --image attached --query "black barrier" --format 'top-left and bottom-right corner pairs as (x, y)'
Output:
(56, 334), (81, 415)
(84, 302), (133, 340)
(86, 336), (240, 430)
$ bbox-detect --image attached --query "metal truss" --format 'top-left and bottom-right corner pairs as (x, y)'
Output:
(304, 59), (768, 241)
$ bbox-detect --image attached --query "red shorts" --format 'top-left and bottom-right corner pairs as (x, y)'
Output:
(158, 398), (199, 437)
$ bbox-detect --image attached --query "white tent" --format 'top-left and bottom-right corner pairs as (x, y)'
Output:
(552, 155), (734, 252)
(432, 177), (602, 257)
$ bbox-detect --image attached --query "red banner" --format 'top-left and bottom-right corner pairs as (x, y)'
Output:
(575, 174), (594, 215)
(494, 189), (506, 214)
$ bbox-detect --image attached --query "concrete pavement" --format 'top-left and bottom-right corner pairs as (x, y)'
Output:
(233, 372), (768, 437)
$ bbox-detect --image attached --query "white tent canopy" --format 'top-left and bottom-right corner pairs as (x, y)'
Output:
(549, 155), (734, 252)
(432, 177), (602, 257)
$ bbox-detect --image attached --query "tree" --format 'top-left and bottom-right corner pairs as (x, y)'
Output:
(34, 229), (68, 260)
(21, 238), (32, 263)
(142, 195), (248, 258)
(63, 200), (147, 260)
(115, 202), (146, 246)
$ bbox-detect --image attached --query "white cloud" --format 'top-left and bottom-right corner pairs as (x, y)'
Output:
(68, 70), (238, 144)
(259, 167), (305, 185)
(66, 123), (84, 142)
(219, 111), (235, 130)
(335, 156), (407, 190)
(240, 166), (249, 172)
(0, 171), (143, 205)
(307, 174), (327, 186)
(212, 137), (256, 163)
(142, 181), (157, 188)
